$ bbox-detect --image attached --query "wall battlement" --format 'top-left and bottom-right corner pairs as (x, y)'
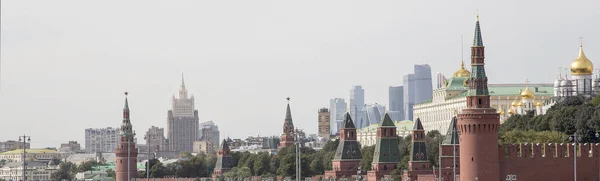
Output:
(499, 143), (600, 159)
(498, 143), (600, 181)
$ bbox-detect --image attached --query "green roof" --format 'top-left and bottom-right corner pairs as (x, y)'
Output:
(379, 113), (395, 127)
(445, 76), (469, 90)
(0, 149), (58, 155)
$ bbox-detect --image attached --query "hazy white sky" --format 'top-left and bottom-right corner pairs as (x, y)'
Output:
(1, 0), (598, 148)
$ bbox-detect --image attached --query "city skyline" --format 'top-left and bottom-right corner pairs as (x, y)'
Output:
(1, 0), (599, 147)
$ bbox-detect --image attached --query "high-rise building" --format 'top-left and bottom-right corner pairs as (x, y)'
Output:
(199, 121), (220, 153)
(85, 127), (120, 153)
(403, 65), (433, 121)
(115, 92), (138, 181)
(167, 75), (199, 153)
(388, 85), (404, 121)
(317, 108), (330, 139)
(349, 86), (365, 124)
(355, 103), (386, 129)
(436, 72), (447, 89)
(329, 98), (347, 135)
(144, 126), (167, 153)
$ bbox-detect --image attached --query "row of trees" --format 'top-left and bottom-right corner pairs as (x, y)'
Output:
(500, 96), (600, 143)
(50, 159), (103, 181)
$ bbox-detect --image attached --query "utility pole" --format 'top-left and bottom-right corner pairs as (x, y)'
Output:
(18, 135), (31, 181)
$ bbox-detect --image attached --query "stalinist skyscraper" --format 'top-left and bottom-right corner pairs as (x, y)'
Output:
(167, 75), (199, 153)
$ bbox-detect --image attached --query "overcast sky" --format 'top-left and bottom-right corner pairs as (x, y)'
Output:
(1, 0), (598, 148)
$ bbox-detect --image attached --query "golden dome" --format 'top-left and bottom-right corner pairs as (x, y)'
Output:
(508, 108), (515, 115)
(520, 87), (534, 99)
(570, 45), (593, 75)
(497, 107), (505, 115)
(517, 101), (524, 107)
(453, 61), (471, 77)
(511, 100), (518, 107)
(535, 102), (543, 107)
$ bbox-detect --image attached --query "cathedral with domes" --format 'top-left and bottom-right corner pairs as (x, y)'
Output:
(542, 43), (599, 112)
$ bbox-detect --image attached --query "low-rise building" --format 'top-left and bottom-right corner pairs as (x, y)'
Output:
(0, 161), (59, 181)
(59, 141), (82, 153)
(357, 120), (413, 147)
(0, 149), (64, 162)
(0, 141), (30, 153)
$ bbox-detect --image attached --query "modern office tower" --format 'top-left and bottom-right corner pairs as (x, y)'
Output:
(167, 76), (200, 153)
(403, 74), (416, 121)
(349, 86), (365, 124)
(329, 98), (347, 135)
(403, 64), (433, 121)
(414, 64), (433, 104)
(144, 126), (167, 152)
(317, 108), (331, 139)
(85, 127), (120, 153)
(436, 72), (447, 89)
(355, 103), (386, 129)
(199, 121), (220, 153)
(388, 85), (404, 121)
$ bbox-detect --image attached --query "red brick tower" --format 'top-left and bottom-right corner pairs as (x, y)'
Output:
(324, 112), (362, 179)
(213, 139), (233, 178)
(115, 92), (138, 181)
(403, 118), (431, 180)
(367, 113), (400, 181)
(457, 15), (500, 181)
(278, 97), (295, 150)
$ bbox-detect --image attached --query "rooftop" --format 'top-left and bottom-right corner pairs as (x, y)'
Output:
(0, 149), (58, 155)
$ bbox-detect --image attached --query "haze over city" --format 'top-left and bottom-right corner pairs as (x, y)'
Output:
(1, 0), (598, 148)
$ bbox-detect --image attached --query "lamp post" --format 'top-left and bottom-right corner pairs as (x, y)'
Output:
(291, 129), (302, 181)
(18, 135), (30, 181)
(568, 133), (582, 181)
(144, 135), (155, 180)
(356, 167), (361, 181)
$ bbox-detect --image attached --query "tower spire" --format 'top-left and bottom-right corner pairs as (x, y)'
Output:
(124, 91), (129, 109)
(473, 14), (483, 47)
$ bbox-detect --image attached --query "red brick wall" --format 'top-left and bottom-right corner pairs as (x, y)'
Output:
(498, 143), (600, 181)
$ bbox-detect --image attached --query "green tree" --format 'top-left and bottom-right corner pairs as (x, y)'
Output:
(360, 145), (375, 171)
(425, 130), (444, 167)
(253, 152), (271, 176)
(51, 162), (77, 181)
(106, 169), (116, 179)
(77, 160), (99, 172)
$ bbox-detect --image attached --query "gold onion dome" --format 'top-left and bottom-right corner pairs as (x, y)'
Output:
(453, 61), (471, 77)
(508, 108), (515, 115)
(570, 45), (593, 75)
(535, 102), (543, 107)
(511, 99), (518, 107)
(520, 87), (535, 99)
(497, 107), (505, 115)
(517, 101), (524, 107)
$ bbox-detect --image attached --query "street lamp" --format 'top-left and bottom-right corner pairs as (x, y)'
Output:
(18, 135), (30, 181)
(291, 129), (302, 181)
(144, 135), (155, 180)
(595, 132), (599, 181)
(356, 167), (361, 181)
(568, 133), (582, 181)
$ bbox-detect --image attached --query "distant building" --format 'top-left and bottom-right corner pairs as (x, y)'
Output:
(0, 161), (59, 181)
(329, 98), (347, 135)
(436, 72), (446, 89)
(193, 140), (215, 154)
(85, 127), (120, 153)
(144, 126), (167, 153)
(355, 103), (386, 129)
(317, 108), (331, 139)
(357, 120), (413, 147)
(349, 86), (365, 123)
(0, 149), (63, 162)
(167, 76), (200, 153)
(388, 85), (404, 122)
(403, 64), (433, 120)
(0, 140), (30, 152)
(199, 121), (220, 153)
(59, 141), (82, 153)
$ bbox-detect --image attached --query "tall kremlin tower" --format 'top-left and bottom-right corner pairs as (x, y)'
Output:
(115, 92), (138, 181)
(278, 97), (295, 150)
(457, 15), (500, 181)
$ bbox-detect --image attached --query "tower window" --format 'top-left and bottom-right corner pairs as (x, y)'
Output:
(478, 98), (481, 105)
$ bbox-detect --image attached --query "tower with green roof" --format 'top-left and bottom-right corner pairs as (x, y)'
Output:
(213, 139), (232, 178)
(325, 113), (362, 179)
(115, 92), (138, 181)
(402, 118), (432, 181)
(366, 113), (400, 181)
